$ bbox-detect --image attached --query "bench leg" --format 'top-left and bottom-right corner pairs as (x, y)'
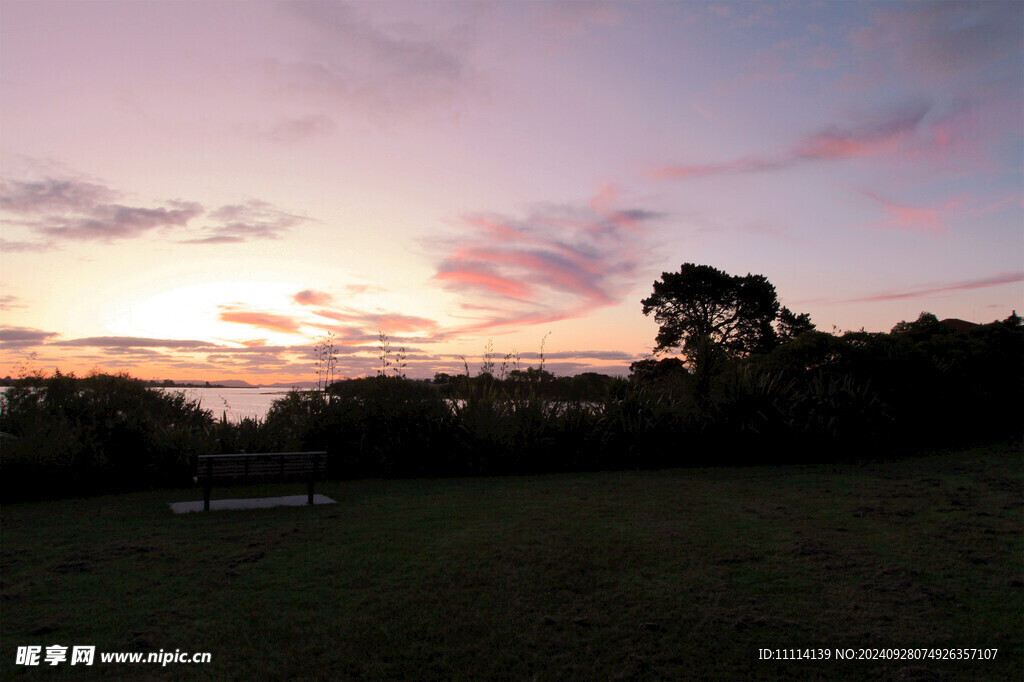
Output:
(204, 457), (213, 511)
(308, 453), (319, 505)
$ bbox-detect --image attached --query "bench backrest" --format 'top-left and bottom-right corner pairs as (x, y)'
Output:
(197, 452), (327, 483)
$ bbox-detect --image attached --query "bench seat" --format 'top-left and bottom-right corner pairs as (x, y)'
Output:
(197, 451), (327, 511)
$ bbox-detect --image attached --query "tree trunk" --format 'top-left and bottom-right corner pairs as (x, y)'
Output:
(690, 334), (720, 412)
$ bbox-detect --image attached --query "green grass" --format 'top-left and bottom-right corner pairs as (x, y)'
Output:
(2, 443), (1021, 681)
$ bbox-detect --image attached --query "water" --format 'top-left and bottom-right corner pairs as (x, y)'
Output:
(0, 385), (291, 423)
(1, 386), (603, 423)
(156, 387), (290, 422)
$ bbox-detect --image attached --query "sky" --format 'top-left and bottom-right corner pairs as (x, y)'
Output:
(1, 0), (1021, 384)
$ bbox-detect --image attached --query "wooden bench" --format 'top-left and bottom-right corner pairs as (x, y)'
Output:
(196, 452), (327, 512)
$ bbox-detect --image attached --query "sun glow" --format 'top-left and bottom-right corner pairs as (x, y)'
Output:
(100, 280), (314, 346)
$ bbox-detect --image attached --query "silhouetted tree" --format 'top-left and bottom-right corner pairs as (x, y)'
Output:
(641, 263), (779, 405)
(776, 306), (816, 344)
(629, 357), (687, 382)
(890, 311), (943, 338)
(508, 367), (556, 385)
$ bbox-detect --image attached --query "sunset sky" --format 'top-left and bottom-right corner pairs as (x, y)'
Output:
(1, 0), (1021, 384)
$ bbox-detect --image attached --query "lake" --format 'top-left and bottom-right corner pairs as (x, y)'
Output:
(155, 387), (291, 422)
(0, 386), (600, 423)
(0, 385), (291, 423)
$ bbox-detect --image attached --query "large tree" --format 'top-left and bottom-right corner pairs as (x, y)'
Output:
(641, 263), (779, 401)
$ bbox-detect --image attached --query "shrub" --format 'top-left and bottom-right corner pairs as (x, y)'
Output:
(0, 372), (213, 501)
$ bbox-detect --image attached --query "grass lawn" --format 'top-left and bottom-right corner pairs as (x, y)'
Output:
(2, 442), (1021, 681)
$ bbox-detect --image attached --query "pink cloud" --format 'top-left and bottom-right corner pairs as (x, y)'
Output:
(431, 186), (657, 336)
(444, 246), (612, 302)
(650, 157), (787, 180)
(862, 191), (960, 235)
(587, 183), (661, 234)
(795, 130), (900, 161)
(434, 266), (533, 299)
(218, 310), (303, 334)
(841, 272), (1024, 304)
(446, 304), (596, 338)
(313, 307), (441, 335)
(374, 315), (438, 334)
(462, 216), (527, 240)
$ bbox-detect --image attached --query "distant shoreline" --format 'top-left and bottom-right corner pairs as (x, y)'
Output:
(0, 379), (319, 390)
(146, 381), (233, 389)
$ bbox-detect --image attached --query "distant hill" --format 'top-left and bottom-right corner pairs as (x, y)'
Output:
(153, 380), (255, 388)
(161, 380), (319, 389)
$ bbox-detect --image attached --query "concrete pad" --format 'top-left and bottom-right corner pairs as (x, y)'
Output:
(168, 494), (336, 514)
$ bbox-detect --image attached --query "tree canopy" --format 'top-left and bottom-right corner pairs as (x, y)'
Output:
(776, 306), (816, 344)
(641, 263), (780, 362)
(641, 263), (783, 406)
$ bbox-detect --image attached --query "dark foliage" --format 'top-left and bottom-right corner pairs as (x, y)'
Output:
(2, 309), (1020, 502)
(724, 313), (1024, 456)
(776, 305), (816, 344)
(0, 372), (212, 501)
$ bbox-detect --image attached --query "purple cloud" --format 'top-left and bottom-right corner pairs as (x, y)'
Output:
(293, 289), (335, 306)
(853, 2), (1023, 81)
(0, 177), (117, 213)
(0, 326), (59, 347)
(263, 115), (337, 142)
(182, 200), (307, 244)
(2, 173), (306, 246)
(0, 238), (52, 253)
(41, 202), (203, 242)
(521, 350), (636, 361)
(2, 177), (203, 243)
(271, 1), (476, 114)
(56, 337), (219, 349)
(0, 296), (25, 311)
(652, 102), (931, 180)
